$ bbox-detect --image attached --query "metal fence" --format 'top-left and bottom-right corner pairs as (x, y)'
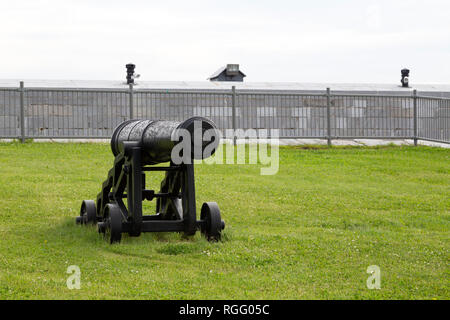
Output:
(0, 82), (449, 144)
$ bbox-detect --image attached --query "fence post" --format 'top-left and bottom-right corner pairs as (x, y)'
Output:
(413, 89), (417, 146)
(129, 83), (134, 119)
(19, 81), (25, 143)
(232, 86), (237, 146)
(326, 87), (331, 147)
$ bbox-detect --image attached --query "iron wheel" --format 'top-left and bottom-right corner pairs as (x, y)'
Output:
(78, 200), (96, 225)
(104, 203), (123, 244)
(200, 202), (225, 241)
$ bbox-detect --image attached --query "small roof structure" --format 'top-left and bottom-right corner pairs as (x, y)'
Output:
(207, 65), (246, 82)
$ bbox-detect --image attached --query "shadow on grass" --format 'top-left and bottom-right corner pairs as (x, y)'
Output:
(43, 217), (232, 256)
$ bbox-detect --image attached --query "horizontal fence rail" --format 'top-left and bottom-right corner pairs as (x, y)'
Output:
(0, 82), (449, 145)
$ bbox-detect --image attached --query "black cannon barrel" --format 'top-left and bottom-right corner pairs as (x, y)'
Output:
(111, 117), (220, 164)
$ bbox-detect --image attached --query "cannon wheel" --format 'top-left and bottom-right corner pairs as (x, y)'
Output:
(104, 203), (122, 244)
(77, 200), (96, 225)
(200, 202), (224, 241)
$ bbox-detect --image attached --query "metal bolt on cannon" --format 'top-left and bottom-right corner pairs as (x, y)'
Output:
(76, 117), (225, 243)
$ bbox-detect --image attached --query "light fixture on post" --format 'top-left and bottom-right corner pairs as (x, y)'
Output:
(126, 63), (136, 85)
(401, 68), (410, 88)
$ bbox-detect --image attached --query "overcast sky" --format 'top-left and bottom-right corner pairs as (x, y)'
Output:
(1, 0), (449, 83)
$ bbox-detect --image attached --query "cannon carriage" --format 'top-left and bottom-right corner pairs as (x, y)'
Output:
(76, 117), (225, 243)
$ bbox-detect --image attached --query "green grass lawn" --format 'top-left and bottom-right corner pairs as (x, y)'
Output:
(0, 142), (449, 299)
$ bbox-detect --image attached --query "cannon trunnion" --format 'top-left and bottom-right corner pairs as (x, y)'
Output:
(76, 117), (225, 243)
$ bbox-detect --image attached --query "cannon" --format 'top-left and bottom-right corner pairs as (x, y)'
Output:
(76, 117), (225, 243)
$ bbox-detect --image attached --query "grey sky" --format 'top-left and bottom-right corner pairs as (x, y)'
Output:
(1, 0), (449, 83)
